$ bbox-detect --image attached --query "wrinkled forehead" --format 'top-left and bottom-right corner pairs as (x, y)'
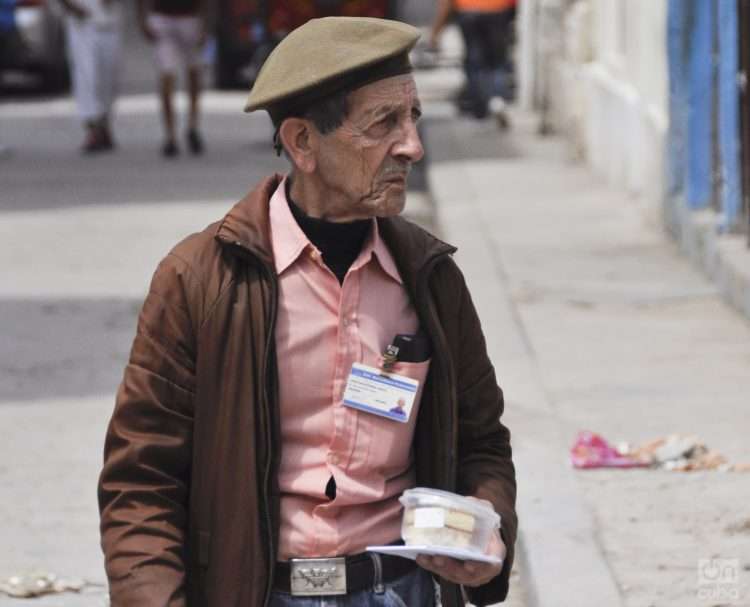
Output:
(348, 74), (421, 119)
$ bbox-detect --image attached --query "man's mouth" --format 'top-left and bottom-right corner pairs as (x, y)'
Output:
(381, 163), (410, 181)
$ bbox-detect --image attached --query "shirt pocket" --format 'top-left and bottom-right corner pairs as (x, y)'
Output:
(363, 357), (432, 478)
(388, 358), (431, 411)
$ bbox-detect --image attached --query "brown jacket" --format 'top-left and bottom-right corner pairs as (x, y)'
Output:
(98, 175), (517, 606)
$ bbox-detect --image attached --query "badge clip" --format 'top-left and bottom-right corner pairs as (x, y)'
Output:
(382, 344), (400, 371)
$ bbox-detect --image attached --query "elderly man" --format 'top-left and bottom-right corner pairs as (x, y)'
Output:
(98, 17), (516, 607)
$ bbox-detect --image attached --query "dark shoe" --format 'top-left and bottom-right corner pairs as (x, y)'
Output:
(81, 131), (108, 154)
(470, 99), (489, 120)
(99, 124), (115, 150)
(186, 129), (204, 155)
(162, 140), (179, 158)
(455, 85), (474, 115)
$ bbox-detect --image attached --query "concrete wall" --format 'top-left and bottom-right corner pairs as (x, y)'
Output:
(586, 0), (668, 206)
(519, 0), (669, 215)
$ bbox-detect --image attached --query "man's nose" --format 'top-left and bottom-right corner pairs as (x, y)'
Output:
(393, 121), (424, 163)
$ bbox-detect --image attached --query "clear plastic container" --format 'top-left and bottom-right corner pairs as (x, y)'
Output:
(399, 488), (501, 554)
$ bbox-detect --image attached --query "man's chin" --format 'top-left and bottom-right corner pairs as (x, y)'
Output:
(376, 195), (407, 217)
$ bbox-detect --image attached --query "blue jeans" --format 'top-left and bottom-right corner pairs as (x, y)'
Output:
(456, 9), (515, 118)
(269, 566), (436, 607)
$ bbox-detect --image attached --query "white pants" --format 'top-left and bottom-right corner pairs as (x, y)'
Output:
(66, 19), (121, 123)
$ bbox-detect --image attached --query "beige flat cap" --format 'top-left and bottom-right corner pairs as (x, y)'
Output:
(244, 17), (420, 115)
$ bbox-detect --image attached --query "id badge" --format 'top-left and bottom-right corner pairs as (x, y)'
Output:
(342, 363), (418, 423)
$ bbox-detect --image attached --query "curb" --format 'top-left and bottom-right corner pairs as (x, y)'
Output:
(671, 203), (750, 323)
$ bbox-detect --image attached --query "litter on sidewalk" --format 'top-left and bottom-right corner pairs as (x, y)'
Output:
(0, 571), (103, 598)
(571, 430), (750, 472)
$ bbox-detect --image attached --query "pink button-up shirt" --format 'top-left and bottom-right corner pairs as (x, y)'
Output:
(270, 179), (431, 561)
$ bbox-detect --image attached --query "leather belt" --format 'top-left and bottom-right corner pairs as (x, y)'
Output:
(274, 552), (417, 596)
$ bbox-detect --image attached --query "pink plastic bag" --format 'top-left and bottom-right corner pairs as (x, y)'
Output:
(570, 431), (650, 469)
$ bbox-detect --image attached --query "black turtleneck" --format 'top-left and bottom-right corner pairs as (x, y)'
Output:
(286, 186), (371, 285)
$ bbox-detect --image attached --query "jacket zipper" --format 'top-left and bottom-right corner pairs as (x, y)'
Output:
(260, 261), (279, 607)
(416, 252), (457, 487)
(229, 241), (279, 607)
(416, 252), (462, 607)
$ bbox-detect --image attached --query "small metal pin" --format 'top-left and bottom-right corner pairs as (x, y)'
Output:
(382, 345), (399, 371)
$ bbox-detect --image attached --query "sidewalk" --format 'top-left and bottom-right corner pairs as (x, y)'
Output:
(421, 100), (750, 606)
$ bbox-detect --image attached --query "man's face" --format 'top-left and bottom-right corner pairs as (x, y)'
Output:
(312, 74), (424, 222)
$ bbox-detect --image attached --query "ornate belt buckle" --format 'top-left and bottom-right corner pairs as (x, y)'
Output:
(289, 557), (347, 596)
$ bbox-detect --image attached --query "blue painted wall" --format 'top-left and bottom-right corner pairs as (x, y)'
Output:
(668, 0), (744, 229)
(685, 0), (713, 211)
(717, 0), (742, 230)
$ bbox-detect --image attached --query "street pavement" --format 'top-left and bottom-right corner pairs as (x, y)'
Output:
(2, 20), (749, 607)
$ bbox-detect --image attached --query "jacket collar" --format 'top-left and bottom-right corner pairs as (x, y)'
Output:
(215, 174), (457, 289)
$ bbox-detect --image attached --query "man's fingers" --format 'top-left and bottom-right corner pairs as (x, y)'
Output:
(417, 555), (464, 581)
(416, 555), (501, 587)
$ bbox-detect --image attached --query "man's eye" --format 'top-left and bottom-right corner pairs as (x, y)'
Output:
(380, 114), (398, 128)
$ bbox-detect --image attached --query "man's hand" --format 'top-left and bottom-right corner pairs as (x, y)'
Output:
(416, 528), (505, 587)
(416, 496), (505, 587)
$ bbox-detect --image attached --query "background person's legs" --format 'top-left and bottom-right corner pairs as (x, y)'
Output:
(159, 70), (178, 156)
(93, 26), (122, 148)
(186, 64), (204, 154)
(477, 10), (514, 102)
(149, 13), (205, 156)
(456, 11), (488, 119)
(178, 14), (205, 155)
(464, 9), (515, 128)
(66, 20), (106, 152)
(148, 13), (182, 157)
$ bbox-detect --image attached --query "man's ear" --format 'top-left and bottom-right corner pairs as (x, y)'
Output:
(279, 118), (318, 173)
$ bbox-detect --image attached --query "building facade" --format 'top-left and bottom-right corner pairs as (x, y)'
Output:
(518, 0), (750, 319)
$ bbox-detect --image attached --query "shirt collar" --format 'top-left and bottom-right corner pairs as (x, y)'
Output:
(370, 220), (404, 285)
(269, 177), (310, 276)
(269, 176), (404, 286)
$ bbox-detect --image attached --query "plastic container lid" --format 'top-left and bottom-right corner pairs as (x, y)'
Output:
(399, 487), (500, 528)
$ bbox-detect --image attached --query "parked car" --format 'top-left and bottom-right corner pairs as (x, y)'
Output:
(214, 0), (397, 90)
(0, 0), (69, 92)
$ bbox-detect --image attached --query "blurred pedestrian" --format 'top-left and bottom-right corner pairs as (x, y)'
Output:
(137, 0), (208, 158)
(431, 0), (517, 126)
(60, 0), (122, 153)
